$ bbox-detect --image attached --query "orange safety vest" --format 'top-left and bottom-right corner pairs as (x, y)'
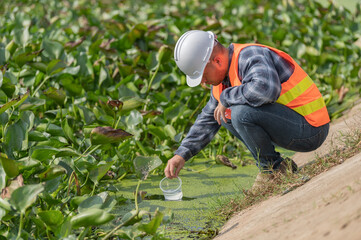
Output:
(213, 43), (330, 127)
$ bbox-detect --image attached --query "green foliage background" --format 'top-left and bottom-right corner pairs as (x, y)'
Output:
(0, 0), (360, 239)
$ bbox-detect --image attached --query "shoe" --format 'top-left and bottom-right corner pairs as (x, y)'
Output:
(250, 172), (275, 193)
(278, 157), (298, 174)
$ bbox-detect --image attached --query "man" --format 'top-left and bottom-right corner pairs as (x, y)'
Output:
(164, 30), (330, 188)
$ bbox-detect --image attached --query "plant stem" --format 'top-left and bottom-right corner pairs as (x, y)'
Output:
(16, 211), (24, 240)
(117, 172), (127, 182)
(147, 64), (160, 94)
(114, 116), (121, 129)
(32, 76), (50, 97)
(134, 179), (142, 213)
(73, 145), (100, 162)
(91, 183), (97, 196)
(101, 179), (142, 240)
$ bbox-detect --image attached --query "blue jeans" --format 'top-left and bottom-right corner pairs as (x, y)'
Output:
(221, 103), (329, 171)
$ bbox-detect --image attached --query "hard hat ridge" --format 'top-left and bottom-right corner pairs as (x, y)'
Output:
(174, 30), (215, 87)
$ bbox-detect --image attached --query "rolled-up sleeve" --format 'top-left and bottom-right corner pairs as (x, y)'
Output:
(220, 46), (282, 108)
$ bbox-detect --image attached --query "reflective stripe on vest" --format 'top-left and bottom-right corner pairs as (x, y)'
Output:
(212, 43), (330, 127)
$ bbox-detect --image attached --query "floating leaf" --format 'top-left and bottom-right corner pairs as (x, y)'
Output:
(10, 183), (44, 213)
(133, 156), (162, 180)
(38, 210), (64, 230)
(0, 153), (19, 178)
(43, 87), (66, 105)
(31, 146), (60, 162)
(121, 98), (145, 112)
(28, 62), (47, 73)
(42, 39), (64, 60)
(138, 209), (164, 235)
(38, 165), (67, 180)
(70, 208), (114, 228)
(0, 91), (29, 115)
(13, 49), (43, 68)
(46, 59), (67, 75)
(90, 126), (132, 145)
(89, 161), (114, 184)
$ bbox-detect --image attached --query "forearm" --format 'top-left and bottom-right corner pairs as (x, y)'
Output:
(175, 95), (221, 161)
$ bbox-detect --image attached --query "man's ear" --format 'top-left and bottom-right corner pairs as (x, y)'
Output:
(213, 55), (223, 67)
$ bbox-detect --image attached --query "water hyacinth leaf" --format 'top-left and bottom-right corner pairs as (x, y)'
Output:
(70, 208), (115, 228)
(164, 124), (177, 141)
(17, 157), (41, 171)
(0, 76), (15, 98)
(4, 121), (26, 156)
(98, 100), (115, 117)
(19, 97), (46, 110)
(14, 27), (29, 47)
(43, 87), (66, 105)
(63, 118), (76, 143)
(31, 146), (60, 162)
(38, 210), (64, 230)
(13, 49), (43, 68)
(78, 106), (96, 125)
(157, 45), (172, 65)
(0, 198), (11, 211)
(0, 153), (19, 178)
(46, 59), (67, 75)
(42, 39), (64, 60)
(99, 66), (109, 87)
(89, 161), (114, 184)
(0, 164), (6, 190)
(5, 40), (17, 55)
(133, 156), (162, 180)
(138, 210), (164, 235)
(78, 195), (103, 212)
(28, 131), (48, 141)
(59, 74), (83, 96)
(0, 91), (29, 115)
(98, 192), (117, 212)
(90, 126), (132, 145)
(28, 62), (47, 73)
(147, 125), (167, 140)
(10, 184), (44, 213)
(38, 165), (67, 181)
(121, 98), (145, 112)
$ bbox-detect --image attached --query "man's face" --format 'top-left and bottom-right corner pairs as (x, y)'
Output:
(201, 60), (226, 86)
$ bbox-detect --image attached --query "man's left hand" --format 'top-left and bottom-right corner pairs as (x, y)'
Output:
(214, 102), (227, 125)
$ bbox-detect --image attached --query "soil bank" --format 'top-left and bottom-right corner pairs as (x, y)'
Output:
(215, 103), (361, 240)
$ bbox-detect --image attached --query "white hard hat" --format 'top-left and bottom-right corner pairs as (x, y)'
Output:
(174, 30), (215, 87)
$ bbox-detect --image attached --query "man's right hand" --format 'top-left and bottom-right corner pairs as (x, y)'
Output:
(164, 155), (185, 179)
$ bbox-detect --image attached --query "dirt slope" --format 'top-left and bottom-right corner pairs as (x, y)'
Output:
(215, 102), (361, 240)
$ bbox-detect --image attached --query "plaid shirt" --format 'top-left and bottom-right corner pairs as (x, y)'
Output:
(175, 44), (295, 161)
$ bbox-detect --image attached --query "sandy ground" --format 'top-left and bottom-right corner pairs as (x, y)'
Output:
(215, 102), (361, 240)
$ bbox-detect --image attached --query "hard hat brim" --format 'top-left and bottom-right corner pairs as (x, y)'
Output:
(186, 74), (202, 87)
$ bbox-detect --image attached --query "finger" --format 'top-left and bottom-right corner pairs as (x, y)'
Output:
(175, 164), (183, 177)
(164, 164), (170, 178)
(169, 163), (176, 179)
(214, 107), (217, 121)
(221, 111), (227, 124)
(216, 111), (221, 125)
